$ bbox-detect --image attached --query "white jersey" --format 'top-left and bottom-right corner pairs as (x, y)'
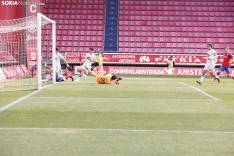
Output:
(55, 52), (64, 65)
(206, 49), (217, 66)
(83, 53), (96, 68)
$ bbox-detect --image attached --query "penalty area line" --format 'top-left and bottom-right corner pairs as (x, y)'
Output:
(177, 82), (220, 101)
(0, 84), (53, 113)
(0, 127), (233, 134)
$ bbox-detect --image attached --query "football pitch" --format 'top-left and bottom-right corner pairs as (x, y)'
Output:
(0, 75), (234, 156)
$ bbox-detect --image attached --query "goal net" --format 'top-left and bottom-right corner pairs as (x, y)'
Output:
(0, 13), (56, 91)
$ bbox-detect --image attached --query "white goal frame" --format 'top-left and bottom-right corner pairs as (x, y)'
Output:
(37, 13), (56, 90)
(0, 13), (56, 91)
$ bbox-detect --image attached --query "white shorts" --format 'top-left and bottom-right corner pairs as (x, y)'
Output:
(56, 64), (61, 73)
(57, 74), (65, 81)
(45, 74), (51, 81)
(204, 64), (215, 72)
(80, 63), (91, 72)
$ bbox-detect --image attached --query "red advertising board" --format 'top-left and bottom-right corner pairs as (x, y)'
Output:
(20, 65), (29, 75)
(0, 52), (17, 64)
(0, 67), (7, 82)
(15, 65), (25, 77)
(65, 53), (227, 66)
(2, 65), (31, 79)
(74, 66), (234, 76)
(66, 53), (86, 63)
(2, 66), (18, 79)
(107, 66), (234, 76)
(73, 65), (233, 76)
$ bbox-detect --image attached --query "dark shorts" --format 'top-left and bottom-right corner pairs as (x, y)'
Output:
(92, 62), (99, 67)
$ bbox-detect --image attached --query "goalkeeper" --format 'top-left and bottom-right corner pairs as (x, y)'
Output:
(88, 52), (122, 84)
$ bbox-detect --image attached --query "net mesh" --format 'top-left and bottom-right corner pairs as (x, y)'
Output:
(0, 15), (51, 33)
(0, 15), (54, 91)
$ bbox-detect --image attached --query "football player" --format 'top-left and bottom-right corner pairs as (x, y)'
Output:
(88, 52), (122, 84)
(76, 47), (96, 81)
(196, 43), (218, 85)
(213, 47), (234, 83)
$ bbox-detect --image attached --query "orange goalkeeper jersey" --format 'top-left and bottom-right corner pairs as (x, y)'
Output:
(96, 74), (114, 84)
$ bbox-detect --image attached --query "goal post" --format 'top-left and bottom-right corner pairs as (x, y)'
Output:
(37, 13), (56, 90)
(0, 13), (56, 91)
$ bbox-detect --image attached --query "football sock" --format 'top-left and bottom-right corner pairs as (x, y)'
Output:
(200, 74), (205, 82)
(216, 71), (221, 78)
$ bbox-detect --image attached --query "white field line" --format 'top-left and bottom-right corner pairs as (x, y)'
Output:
(0, 84), (53, 113)
(177, 82), (220, 101)
(28, 97), (211, 101)
(0, 127), (233, 134)
(65, 81), (178, 84)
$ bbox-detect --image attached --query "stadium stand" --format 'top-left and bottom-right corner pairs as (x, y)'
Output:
(42, 0), (234, 54)
(119, 0), (234, 54)
(43, 0), (106, 55)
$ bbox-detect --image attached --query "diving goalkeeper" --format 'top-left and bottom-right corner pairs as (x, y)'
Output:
(88, 52), (122, 84)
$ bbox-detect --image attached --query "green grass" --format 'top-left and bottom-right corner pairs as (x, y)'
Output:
(0, 75), (234, 156)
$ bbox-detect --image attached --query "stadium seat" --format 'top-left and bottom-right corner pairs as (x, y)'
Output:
(125, 0), (233, 54)
(44, 0), (233, 54)
(147, 0), (232, 53)
(43, 0), (105, 53)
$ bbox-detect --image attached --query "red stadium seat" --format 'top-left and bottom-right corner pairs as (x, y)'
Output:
(184, 38), (189, 43)
(176, 38), (182, 43)
(190, 49), (197, 53)
(44, 0), (234, 54)
(73, 41), (79, 46)
(184, 49), (190, 53)
(56, 35), (62, 41)
(43, 0), (106, 52)
(79, 47), (86, 51)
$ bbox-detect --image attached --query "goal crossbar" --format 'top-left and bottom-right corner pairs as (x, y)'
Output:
(0, 15), (52, 34)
